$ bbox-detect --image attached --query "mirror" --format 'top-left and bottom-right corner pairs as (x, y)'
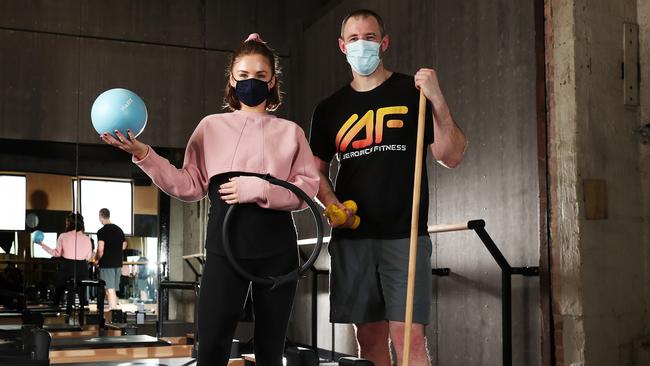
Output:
(0, 156), (168, 311)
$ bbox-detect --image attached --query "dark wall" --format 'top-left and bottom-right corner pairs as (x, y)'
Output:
(432, 3), (540, 365)
(289, 1), (542, 365)
(0, 0), (297, 150)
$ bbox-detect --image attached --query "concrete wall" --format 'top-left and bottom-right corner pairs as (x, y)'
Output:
(639, 0), (650, 343)
(548, 0), (649, 365)
(546, 1), (586, 363)
(287, 1), (543, 365)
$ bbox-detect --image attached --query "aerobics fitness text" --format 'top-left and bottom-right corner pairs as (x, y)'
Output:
(339, 144), (407, 160)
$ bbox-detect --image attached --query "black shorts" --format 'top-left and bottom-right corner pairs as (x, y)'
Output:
(328, 236), (433, 324)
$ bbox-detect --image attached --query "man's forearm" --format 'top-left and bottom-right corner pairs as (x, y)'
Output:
(431, 102), (467, 168)
(316, 171), (339, 208)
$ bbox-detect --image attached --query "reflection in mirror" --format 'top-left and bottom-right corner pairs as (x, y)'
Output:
(0, 171), (74, 312)
(0, 164), (166, 322)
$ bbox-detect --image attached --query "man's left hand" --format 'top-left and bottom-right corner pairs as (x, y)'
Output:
(414, 68), (445, 106)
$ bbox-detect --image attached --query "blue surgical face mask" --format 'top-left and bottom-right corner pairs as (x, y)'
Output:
(235, 78), (272, 107)
(345, 39), (381, 76)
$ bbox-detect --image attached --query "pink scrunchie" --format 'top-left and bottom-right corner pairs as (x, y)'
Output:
(245, 33), (266, 44)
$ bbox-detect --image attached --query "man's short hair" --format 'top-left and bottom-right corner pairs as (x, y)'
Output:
(340, 9), (386, 39)
(99, 208), (110, 219)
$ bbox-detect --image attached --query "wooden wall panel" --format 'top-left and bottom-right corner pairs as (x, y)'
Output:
(0, 0), (206, 48)
(205, 0), (290, 54)
(80, 0), (206, 48)
(203, 50), (229, 116)
(0, 0), (292, 149)
(76, 37), (208, 148)
(0, 30), (80, 143)
(0, 28), (231, 148)
(0, 0), (81, 34)
(205, 0), (256, 51)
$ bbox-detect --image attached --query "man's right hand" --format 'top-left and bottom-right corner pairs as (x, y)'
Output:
(325, 201), (357, 229)
(315, 157), (361, 229)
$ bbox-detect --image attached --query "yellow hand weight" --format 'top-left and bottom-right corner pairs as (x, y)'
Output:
(325, 200), (361, 229)
(342, 200), (357, 214)
(324, 204), (347, 226)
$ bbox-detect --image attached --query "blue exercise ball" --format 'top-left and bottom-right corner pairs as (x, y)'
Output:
(32, 230), (44, 244)
(91, 88), (148, 138)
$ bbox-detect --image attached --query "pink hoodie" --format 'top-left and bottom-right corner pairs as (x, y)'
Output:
(41, 231), (93, 261)
(133, 110), (320, 211)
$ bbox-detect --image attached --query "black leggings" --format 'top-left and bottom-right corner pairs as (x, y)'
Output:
(54, 259), (89, 313)
(198, 249), (298, 366)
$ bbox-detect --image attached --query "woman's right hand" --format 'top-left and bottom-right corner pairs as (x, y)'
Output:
(100, 129), (149, 160)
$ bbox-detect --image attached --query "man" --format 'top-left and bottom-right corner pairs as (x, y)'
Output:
(309, 9), (467, 366)
(94, 208), (127, 310)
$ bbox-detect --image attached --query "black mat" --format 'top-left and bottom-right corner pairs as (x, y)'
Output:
(50, 335), (169, 350)
(0, 324), (82, 338)
(0, 305), (63, 314)
(0, 324), (81, 332)
(0, 311), (60, 317)
(59, 357), (196, 366)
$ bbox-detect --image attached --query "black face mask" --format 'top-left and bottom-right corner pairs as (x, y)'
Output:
(235, 78), (272, 107)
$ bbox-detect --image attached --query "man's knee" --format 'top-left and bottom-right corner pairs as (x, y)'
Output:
(389, 322), (427, 348)
(356, 322), (389, 347)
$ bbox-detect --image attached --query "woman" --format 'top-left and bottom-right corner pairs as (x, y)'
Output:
(38, 212), (93, 314)
(101, 33), (319, 366)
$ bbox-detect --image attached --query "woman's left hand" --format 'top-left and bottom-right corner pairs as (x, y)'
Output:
(219, 177), (240, 204)
(100, 129), (150, 160)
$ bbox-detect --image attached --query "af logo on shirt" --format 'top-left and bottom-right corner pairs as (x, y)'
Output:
(335, 106), (409, 160)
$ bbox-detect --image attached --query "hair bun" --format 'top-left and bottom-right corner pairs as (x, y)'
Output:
(245, 33), (266, 43)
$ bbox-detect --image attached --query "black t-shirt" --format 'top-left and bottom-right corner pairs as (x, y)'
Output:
(97, 223), (126, 268)
(310, 72), (434, 240)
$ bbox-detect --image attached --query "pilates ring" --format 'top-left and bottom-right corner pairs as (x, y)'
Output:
(222, 175), (324, 290)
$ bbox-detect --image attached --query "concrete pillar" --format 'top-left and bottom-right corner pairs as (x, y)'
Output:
(638, 0), (650, 350)
(547, 1), (586, 363)
(168, 198), (202, 322)
(167, 198), (183, 320)
(548, 0), (648, 365)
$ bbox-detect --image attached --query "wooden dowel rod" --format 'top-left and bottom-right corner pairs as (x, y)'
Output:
(402, 89), (428, 366)
(427, 222), (470, 234)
